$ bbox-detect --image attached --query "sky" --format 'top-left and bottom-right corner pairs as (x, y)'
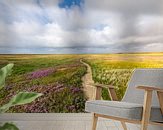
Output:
(0, 0), (163, 54)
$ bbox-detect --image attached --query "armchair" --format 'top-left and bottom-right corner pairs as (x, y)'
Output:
(85, 69), (163, 130)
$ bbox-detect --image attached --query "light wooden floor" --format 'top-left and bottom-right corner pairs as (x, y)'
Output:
(0, 113), (139, 130)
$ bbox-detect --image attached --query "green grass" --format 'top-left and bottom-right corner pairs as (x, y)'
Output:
(85, 53), (163, 100)
(0, 55), (87, 113)
(1, 53), (163, 112)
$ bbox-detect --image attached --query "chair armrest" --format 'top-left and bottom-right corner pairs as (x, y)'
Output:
(137, 86), (163, 114)
(137, 86), (163, 92)
(89, 83), (118, 101)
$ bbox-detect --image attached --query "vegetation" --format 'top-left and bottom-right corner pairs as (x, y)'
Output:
(85, 53), (163, 100)
(0, 55), (87, 113)
(1, 53), (163, 113)
(0, 64), (42, 130)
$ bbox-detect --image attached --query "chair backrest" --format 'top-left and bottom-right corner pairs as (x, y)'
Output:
(122, 69), (163, 107)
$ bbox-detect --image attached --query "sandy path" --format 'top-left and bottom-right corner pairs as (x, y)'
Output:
(80, 59), (95, 100)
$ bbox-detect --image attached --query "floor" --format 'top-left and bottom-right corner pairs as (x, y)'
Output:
(0, 113), (129, 130)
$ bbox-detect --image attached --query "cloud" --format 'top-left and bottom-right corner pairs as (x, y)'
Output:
(84, 0), (163, 52)
(86, 0), (163, 37)
(0, 0), (163, 53)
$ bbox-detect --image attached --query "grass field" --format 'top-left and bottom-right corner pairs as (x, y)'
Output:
(0, 53), (163, 112)
(84, 53), (163, 100)
(0, 55), (87, 113)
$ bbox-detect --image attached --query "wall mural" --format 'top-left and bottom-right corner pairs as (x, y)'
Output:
(0, 0), (163, 113)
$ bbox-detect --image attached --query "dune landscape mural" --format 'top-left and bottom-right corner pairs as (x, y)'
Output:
(0, 0), (163, 113)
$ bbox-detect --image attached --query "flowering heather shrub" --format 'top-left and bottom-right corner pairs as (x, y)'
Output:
(70, 87), (81, 94)
(1, 84), (66, 113)
(24, 97), (48, 113)
(18, 84), (85, 113)
(66, 105), (76, 111)
(0, 59), (87, 113)
(65, 96), (86, 112)
(4, 85), (13, 91)
(25, 84), (66, 94)
(26, 68), (55, 79)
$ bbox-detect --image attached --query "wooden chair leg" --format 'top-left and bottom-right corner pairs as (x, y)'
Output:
(157, 91), (163, 114)
(95, 87), (102, 100)
(92, 113), (98, 130)
(141, 90), (152, 130)
(121, 121), (127, 130)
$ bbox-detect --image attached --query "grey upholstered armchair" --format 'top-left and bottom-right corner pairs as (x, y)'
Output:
(85, 69), (163, 130)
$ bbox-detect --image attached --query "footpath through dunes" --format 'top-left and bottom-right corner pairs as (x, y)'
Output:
(80, 59), (95, 100)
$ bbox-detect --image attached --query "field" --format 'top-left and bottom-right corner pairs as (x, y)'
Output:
(0, 53), (163, 113)
(84, 53), (163, 100)
(0, 55), (87, 113)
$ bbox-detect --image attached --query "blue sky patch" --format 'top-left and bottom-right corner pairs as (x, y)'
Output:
(59, 0), (84, 9)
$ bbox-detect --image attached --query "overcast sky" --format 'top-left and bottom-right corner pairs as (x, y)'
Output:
(0, 0), (163, 54)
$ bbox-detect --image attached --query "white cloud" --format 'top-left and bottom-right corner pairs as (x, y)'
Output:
(0, 0), (163, 53)
(0, 1), (121, 48)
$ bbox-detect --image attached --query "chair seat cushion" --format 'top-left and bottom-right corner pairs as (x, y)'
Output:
(85, 100), (163, 122)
